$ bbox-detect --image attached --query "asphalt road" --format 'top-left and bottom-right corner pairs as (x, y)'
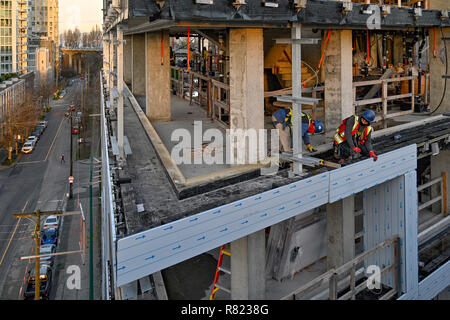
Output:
(0, 79), (84, 300)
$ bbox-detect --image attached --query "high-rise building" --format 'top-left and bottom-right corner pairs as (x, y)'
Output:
(27, 0), (58, 74)
(0, 0), (28, 76)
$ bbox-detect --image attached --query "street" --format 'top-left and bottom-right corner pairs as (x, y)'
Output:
(0, 78), (101, 300)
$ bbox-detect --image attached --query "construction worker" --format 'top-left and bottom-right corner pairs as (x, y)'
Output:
(272, 108), (324, 153)
(334, 109), (378, 163)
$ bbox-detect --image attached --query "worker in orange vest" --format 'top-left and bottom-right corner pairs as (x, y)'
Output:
(334, 110), (378, 163)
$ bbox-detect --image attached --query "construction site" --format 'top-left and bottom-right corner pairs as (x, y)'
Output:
(100, 0), (450, 300)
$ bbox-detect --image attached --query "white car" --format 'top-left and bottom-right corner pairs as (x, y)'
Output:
(39, 121), (48, 129)
(27, 136), (38, 145)
(43, 215), (60, 230)
(21, 141), (35, 154)
(40, 244), (56, 266)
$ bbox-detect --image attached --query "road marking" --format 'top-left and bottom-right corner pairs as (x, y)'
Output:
(0, 200), (29, 267)
(16, 160), (45, 165)
(45, 115), (66, 161)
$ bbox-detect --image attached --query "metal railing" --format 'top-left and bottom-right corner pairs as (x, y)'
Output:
(353, 76), (416, 123)
(100, 70), (117, 300)
(281, 235), (400, 300)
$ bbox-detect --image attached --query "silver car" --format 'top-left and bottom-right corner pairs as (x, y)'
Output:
(40, 244), (56, 266)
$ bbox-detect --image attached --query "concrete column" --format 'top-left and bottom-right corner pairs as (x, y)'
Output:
(145, 31), (171, 121)
(324, 30), (354, 136)
(117, 28), (124, 158)
(229, 28), (264, 131)
(230, 230), (266, 300)
(326, 195), (355, 269)
(78, 56), (82, 75)
(103, 37), (110, 88)
(132, 34), (146, 96)
(123, 35), (132, 86)
(68, 53), (73, 69)
(109, 32), (115, 110)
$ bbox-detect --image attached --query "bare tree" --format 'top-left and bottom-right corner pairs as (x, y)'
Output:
(0, 92), (42, 161)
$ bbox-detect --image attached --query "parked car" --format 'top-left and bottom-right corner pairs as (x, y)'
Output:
(41, 228), (58, 246)
(39, 120), (48, 129)
(43, 215), (60, 230)
(31, 126), (44, 139)
(23, 264), (52, 300)
(72, 125), (80, 134)
(36, 124), (46, 133)
(21, 141), (35, 154)
(40, 244), (56, 266)
(26, 136), (38, 145)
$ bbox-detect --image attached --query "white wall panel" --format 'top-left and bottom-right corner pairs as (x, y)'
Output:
(116, 172), (330, 286)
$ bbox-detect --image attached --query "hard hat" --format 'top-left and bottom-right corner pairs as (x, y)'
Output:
(314, 120), (324, 133)
(361, 110), (376, 123)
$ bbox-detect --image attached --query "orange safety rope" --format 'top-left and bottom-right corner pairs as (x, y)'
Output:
(317, 29), (331, 70)
(187, 27), (190, 72)
(434, 27), (437, 58)
(366, 30), (370, 63)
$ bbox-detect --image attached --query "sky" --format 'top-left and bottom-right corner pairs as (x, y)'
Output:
(59, 0), (103, 33)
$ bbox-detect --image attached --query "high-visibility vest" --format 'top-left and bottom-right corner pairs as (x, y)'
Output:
(284, 110), (314, 132)
(334, 115), (373, 145)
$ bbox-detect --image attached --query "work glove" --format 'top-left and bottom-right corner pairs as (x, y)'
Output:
(370, 151), (378, 161)
(306, 144), (316, 152)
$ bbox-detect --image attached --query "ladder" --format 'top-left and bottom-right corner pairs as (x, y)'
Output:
(209, 244), (231, 300)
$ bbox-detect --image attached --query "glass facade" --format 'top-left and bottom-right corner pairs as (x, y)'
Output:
(0, 0), (13, 75)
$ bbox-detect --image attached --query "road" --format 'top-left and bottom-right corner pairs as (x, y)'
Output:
(0, 78), (92, 300)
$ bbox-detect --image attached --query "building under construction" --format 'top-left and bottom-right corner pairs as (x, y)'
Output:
(100, 0), (450, 300)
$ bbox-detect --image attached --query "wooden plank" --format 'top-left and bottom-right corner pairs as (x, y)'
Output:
(417, 177), (442, 192)
(354, 97), (383, 107)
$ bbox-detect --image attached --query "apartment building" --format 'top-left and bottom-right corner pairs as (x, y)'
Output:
(0, 0), (28, 76)
(26, 0), (58, 74)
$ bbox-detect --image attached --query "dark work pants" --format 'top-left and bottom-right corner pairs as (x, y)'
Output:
(334, 141), (370, 159)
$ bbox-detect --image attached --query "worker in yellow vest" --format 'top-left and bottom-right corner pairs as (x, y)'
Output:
(334, 110), (378, 163)
(272, 108), (324, 152)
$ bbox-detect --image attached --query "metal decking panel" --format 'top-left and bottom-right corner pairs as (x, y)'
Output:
(116, 172), (330, 287)
(329, 144), (417, 203)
